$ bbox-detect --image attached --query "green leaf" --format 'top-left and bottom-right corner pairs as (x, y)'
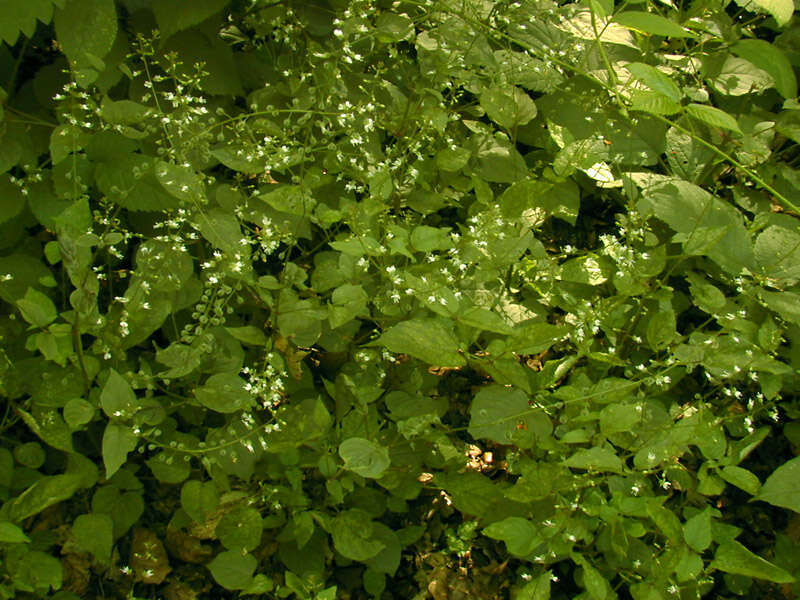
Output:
(181, 480), (219, 524)
(155, 161), (205, 204)
(684, 508), (713, 552)
(613, 12), (694, 37)
(754, 225), (800, 281)
(469, 386), (551, 447)
(375, 12), (415, 42)
(733, 0), (794, 26)
(732, 40), (797, 99)
(720, 466), (761, 495)
(72, 513), (113, 563)
(457, 306), (513, 335)
(92, 486), (144, 539)
(63, 398), (95, 429)
(0, 521), (30, 543)
(563, 446), (624, 474)
(95, 154), (181, 212)
(480, 86), (538, 130)
(339, 437), (391, 478)
(54, 0), (117, 67)
(331, 509), (385, 561)
(194, 373), (252, 413)
(196, 208), (245, 257)
(16, 287), (58, 328)
(102, 422), (138, 479)
(6, 474), (82, 522)
(711, 541), (796, 583)
(207, 550), (257, 590)
(0, 0), (62, 46)
(629, 90), (682, 116)
(410, 225), (452, 252)
(436, 147), (471, 172)
(153, 0), (230, 40)
(518, 572), (552, 600)
(483, 517), (540, 557)
(100, 369), (138, 419)
(216, 506), (263, 552)
(364, 523), (402, 575)
(626, 62), (682, 101)
(646, 309), (676, 350)
(376, 318), (465, 367)
(685, 104), (742, 134)
(756, 456), (800, 513)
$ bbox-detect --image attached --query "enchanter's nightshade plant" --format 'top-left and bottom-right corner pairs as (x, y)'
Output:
(0, 0), (798, 598)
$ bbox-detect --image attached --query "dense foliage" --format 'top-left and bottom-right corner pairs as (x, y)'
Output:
(0, 0), (799, 598)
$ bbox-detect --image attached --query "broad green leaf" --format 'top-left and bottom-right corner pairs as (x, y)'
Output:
(216, 506), (263, 552)
(685, 104), (742, 134)
(196, 208), (245, 257)
(153, 0), (230, 39)
(147, 450), (191, 484)
(706, 56), (775, 96)
(375, 12), (414, 42)
(756, 456), (800, 513)
(436, 147), (471, 171)
(54, 0), (117, 67)
(102, 422), (138, 479)
(575, 556), (609, 600)
(100, 369), (138, 419)
(563, 446), (624, 473)
(629, 90), (682, 115)
(684, 507), (713, 552)
(16, 287), (58, 328)
(474, 136), (528, 183)
(626, 62), (681, 101)
(754, 225), (800, 281)
(483, 517), (541, 557)
(599, 403), (642, 436)
(457, 306), (512, 334)
(6, 474), (82, 522)
(207, 550), (257, 590)
(72, 513), (114, 563)
(194, 373), (252, 413)
(14, 442), (45, 469)
(711, 541), (795, 583)
(155, 161), (205, 203)
(181, 480), (219, 524)
(732, 40), (797, 98)
(63, 398), (95, 429)
(480, 86), (538, 130)
(99, 97), (151, 125)
(647, 499), (683, 544)
(646, 309), (676, 350)
(0, 176), (27, 225)
(665, 126), (714, 183)
(92, 486), (144, 539)
(614, 12), (694, 38)
(633, 174), (754, 276)
(518, 572), (552, 600)
(339, 437), (391, 478)
(410, 225), (452, 252)
(0, 0), (64, 46)
(0, 521), (30, 543)
(376, 318), (465, 367)
(364, 523), (402, 575)
(469, 386), (551, 447)
(331, 509), (385, 561)
(95, 154), (181, 212)
(733, 0), (793, 26)
(720, 466), (761, 495)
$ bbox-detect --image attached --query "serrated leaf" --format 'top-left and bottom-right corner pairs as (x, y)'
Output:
(712, 541), (795, 583)
(72, 513), (114, 563)
(614, 11), (694, 37)
(54, 0), (116, 67)
(376, 318), (465, 367)
(732, 40), (797, 99)
(756, 456), (800, 513)
(339, 438), (391, 478)
(685, 104), (742, 134)
(483, 517), (540, 557)
(207, 550), (257, 590)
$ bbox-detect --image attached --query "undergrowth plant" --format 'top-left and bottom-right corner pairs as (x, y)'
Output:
(0, 0), (799, 598)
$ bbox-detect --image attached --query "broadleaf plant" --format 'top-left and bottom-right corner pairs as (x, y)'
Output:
(0, 0), (798, 598)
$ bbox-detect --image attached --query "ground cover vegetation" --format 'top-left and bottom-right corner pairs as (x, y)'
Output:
(0, 0), (799, 597)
